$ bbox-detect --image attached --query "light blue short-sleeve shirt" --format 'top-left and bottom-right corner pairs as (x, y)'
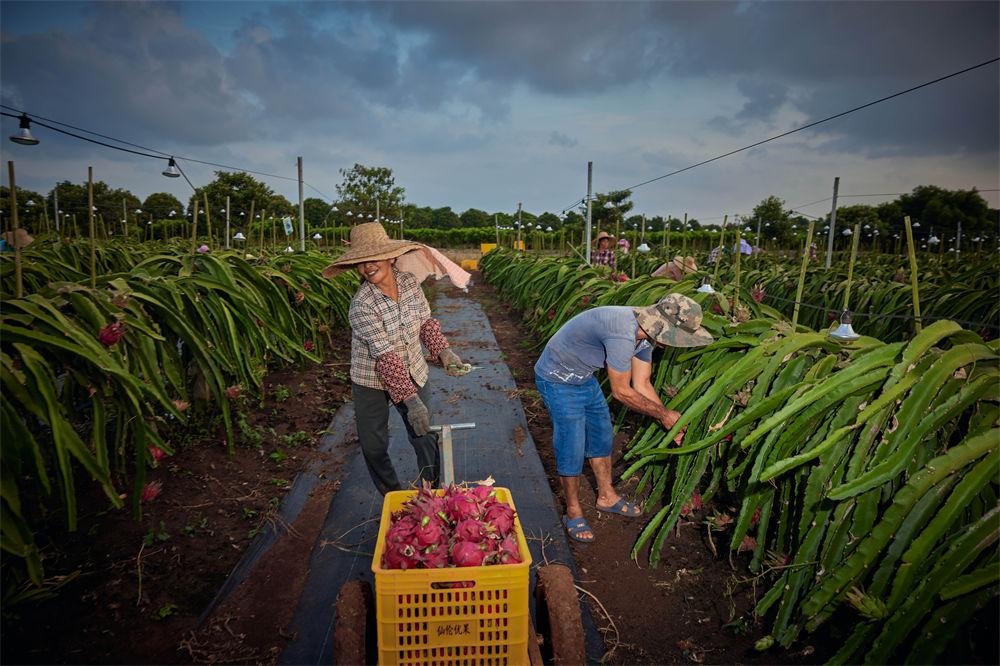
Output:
(534, 306), (652, 385)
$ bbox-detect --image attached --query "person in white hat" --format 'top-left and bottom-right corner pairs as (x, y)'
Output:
(322, 223), (467, 494)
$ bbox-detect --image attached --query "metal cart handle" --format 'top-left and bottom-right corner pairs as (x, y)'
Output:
(430, 423), (477, 487)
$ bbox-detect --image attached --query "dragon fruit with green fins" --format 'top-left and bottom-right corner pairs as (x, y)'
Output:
(380, 482), (523, 570)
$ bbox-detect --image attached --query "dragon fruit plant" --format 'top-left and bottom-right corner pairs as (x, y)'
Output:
(381, 484), (522, 570)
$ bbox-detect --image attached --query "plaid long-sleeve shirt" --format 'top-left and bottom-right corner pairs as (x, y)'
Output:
(591, 248), (616, 268)
(349, 269), (432, 394)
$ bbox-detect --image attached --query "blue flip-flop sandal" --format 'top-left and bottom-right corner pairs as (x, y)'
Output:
(562, 515), (595, 543)
(595, 498), (643, 517)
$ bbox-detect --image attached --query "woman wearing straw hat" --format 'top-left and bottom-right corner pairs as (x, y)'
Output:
(322, 223), (467, 494)
(590, 231), (616, 269)
(651, 255), (697, 281)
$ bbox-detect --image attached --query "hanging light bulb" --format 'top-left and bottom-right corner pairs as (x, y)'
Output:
(546, 226), (553, 231)
(233, 232), (246, 240)
(162, 158), (181, 178)
(9, 114), (39, 145)
(912, 221), (920, 228)
(842, 227), (852, 236)
(284, 246), (294, 253)
(829, 310), (860, 342)
(637, 242), (650, 252)
(312, 233), (322, 240)
(696, 277), (716, 294)
(928, 235), (940, 244)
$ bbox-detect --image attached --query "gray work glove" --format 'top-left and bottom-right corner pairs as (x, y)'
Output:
(404, 395), (431, 436)
(440, 347), (467, 377)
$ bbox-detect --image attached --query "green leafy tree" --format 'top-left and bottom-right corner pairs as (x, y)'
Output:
(896, 185), (992, 236)
(336, 164), (405, 221)
(304, 197), (336, 228)
(431, 206), (461, 230)
(1, 186), (47, 232)
(40, 180), (140, 237)
(460, 208), (491, 228)
(582, 190), (633, 231)
(266, 194), (295, 218)
(141, 192), (183, 219)
(188, 171), (275, 220)
(749, 195), (793, 245)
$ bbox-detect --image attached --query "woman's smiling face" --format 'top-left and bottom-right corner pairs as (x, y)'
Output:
(356, 259), (393, 286)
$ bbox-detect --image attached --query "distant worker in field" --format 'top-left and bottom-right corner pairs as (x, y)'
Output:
(590, 231), (616, 269)
(322, 222), (468, 495)
(534, 293), (713, 543)
(651, 255), (697, 281)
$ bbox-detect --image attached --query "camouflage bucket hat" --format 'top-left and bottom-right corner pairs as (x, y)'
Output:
(633, 293), (714, 348)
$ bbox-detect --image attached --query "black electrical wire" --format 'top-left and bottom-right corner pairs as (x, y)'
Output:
(620, 57), (1000, 193)
(552, 57), (1000, 214)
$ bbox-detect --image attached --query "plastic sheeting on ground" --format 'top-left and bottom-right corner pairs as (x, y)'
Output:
(202, 287), (604, 664)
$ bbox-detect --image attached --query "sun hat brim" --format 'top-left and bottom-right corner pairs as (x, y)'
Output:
(633, 294), (714, 348)
(321, 241), (424, 278)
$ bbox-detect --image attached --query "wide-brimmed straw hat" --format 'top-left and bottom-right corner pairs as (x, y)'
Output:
(671, 255), (697, 272)
(633, 293), (713, 348)
(321, 223), (422, 278)
(592, 231), (615, 244)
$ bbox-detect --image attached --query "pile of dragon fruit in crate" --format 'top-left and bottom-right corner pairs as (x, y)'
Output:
(381, 484), (523, 569)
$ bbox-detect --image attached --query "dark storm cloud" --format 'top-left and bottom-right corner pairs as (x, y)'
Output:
(1, 1), (258, 148)
(652, 1), (999, 157)
(376, 1), (671, 94)
(708, 78), (791, 135)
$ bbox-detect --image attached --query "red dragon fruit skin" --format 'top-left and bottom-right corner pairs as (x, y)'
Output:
(493, 534), (522, 565)
(452, 518), (492, 543)
(446, 494), (483, 522)
(414, 515), (448, 548)
(482, 502), (515, 537)
(451, 540), (490, 567)
(469, 484), (495, 502)
(421, 544), (450, 569)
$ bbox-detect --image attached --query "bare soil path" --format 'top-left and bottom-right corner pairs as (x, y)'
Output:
(3, 271), (831, 665)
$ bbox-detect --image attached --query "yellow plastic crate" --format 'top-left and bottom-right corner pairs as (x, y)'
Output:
(371, 487), (532, 665)
(480, 243), (497, 255)
(461, 259), (479, 271)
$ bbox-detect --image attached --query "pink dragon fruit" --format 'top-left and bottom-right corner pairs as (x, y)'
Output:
(453, 518), (491, 543)
(446, 493), (483, 522)
(482, 502), (515, 537)
(490, 534), (522, 565)
(451, 540), (490, 567)
(383, 542), (422, 570)
(414, 515), (448, 548)
(469, 484), (495, 503)
(421, 544), (450, 569)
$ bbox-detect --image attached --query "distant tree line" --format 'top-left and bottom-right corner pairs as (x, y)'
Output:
(2, 163), (994, 246)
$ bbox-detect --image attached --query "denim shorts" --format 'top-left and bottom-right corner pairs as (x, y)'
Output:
(535, 374), (613, 476)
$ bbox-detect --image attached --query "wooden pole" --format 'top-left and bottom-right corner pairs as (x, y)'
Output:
(202, 192), (212, 250)
(7, 162), (23, 298)
(681, 213), (688, 257)
(842, 225), (860, 311)
(191, 200), (200, 254)
(247, 200), (255, 250)
(903, 216), (922, 334)
(712, 215), (727, 283)
(792, 220), (815, 329)
(733, 225), (742, 310)
(88, 168), (96, 289)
